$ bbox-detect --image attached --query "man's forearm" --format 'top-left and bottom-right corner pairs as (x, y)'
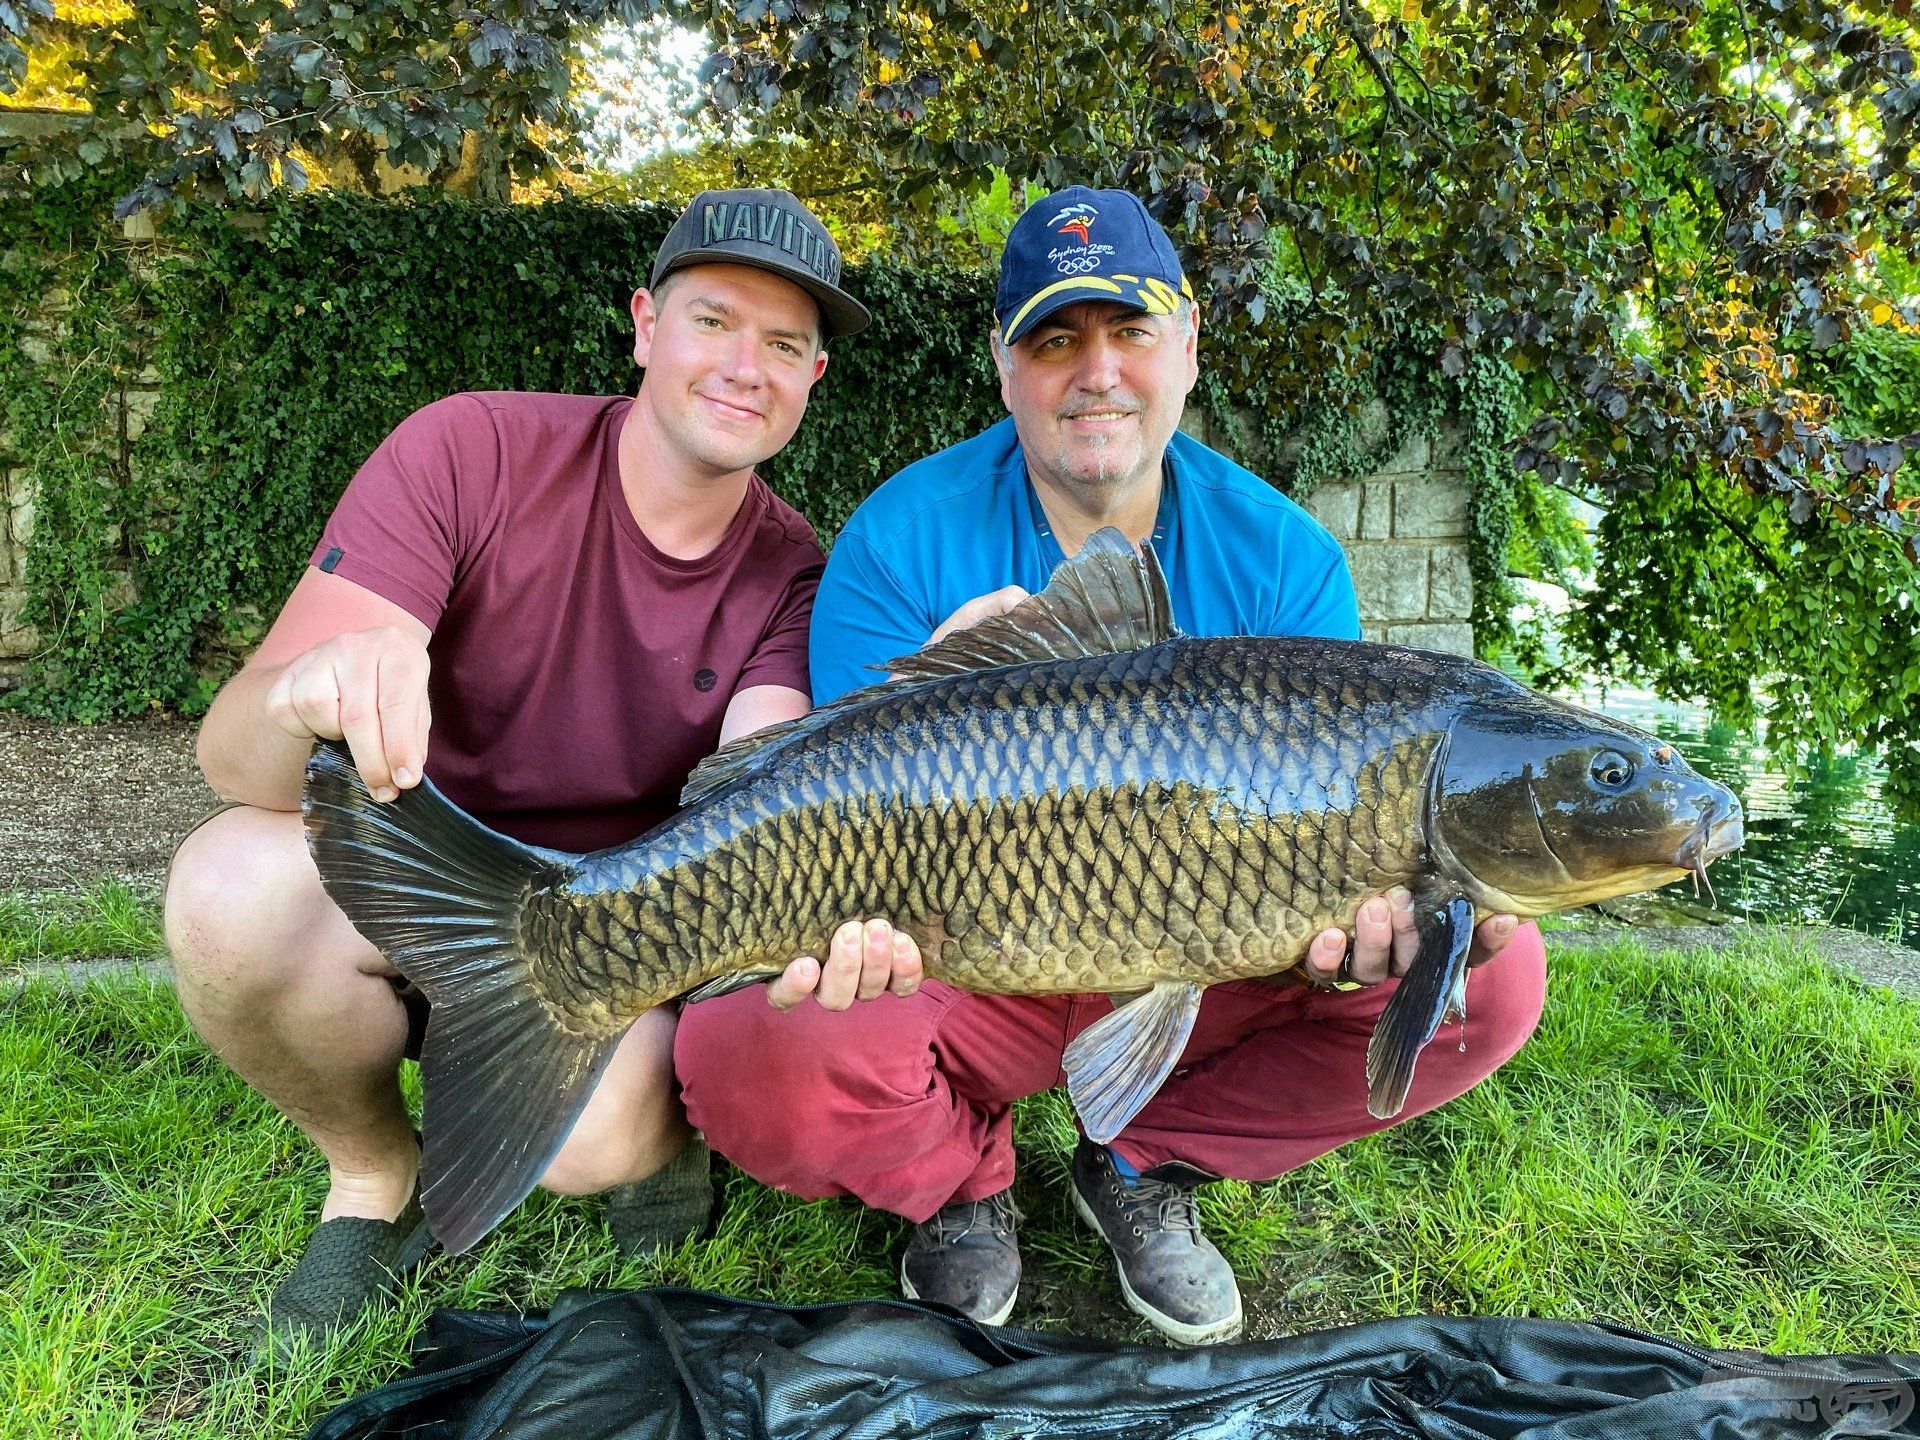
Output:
(196, 663), (315, 810)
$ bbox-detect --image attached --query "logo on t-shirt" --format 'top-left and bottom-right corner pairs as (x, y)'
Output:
(692, 668), (718, 692)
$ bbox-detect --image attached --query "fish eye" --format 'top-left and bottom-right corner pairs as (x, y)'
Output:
(1590, 751), (1634, 791)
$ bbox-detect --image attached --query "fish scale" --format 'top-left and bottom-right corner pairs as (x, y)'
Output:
(526, 637), (1445, 1031)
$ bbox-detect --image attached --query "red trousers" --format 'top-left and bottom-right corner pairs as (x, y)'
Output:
(675, 924), (1547, 1224)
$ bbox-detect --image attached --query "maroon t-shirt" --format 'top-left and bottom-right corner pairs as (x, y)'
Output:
(311, 392), (822, 852)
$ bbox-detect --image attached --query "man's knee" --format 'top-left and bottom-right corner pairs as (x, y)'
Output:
(540, 1106), (685, 1197)
(164, 806), (370, 998)
(675, 987), (952, 1190)
(678, 987), (939, 1110)
(541, 1012), (684, 1197)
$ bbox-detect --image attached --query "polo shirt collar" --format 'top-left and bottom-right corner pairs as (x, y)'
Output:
(1015, 435), (1181, 571)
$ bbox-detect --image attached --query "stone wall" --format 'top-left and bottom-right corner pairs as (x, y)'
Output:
(0, 457), (34, 674)
(0, 208), (160, 690)
(1, 297), (54, 684)
(1179, 400), (1475, 654)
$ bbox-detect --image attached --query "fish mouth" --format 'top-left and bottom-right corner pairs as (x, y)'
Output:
(1674, 797), (1745, 903)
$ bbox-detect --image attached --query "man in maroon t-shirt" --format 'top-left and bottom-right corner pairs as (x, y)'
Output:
(163, 190), (920, 1349)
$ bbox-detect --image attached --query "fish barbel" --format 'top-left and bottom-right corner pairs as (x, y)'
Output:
(304, 530), (1743, 1253)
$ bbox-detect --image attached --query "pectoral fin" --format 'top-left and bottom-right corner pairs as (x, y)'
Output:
(1365, 894), (1475, 1119)
(681, 967), (788, 1004)
(1063, 981), (1205, 1143)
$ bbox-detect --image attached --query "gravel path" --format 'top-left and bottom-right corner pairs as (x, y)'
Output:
(1546, 921), (1920, 997)
(1, 710), (214, 895)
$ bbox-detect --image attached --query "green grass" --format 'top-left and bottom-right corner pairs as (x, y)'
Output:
(3, 910), (1917, 1438)
(0, 881), (164, 968)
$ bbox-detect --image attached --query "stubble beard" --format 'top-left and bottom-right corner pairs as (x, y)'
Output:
(1064, 429), (1136, 496)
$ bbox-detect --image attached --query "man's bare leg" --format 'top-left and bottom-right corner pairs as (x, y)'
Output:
(165, 806), (694, 1219)
(541, 1007), (691, 1197)
(166, 806), (421, 1222)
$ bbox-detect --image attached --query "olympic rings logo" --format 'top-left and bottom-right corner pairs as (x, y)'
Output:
(1053, 255), (1103, 274)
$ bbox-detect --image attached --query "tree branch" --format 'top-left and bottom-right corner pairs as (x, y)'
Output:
(1334, 0), (1451, 154)
(1689, 472), (1786, 581)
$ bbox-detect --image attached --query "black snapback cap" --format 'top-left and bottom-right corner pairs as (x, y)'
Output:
(649, 188), (871, 339)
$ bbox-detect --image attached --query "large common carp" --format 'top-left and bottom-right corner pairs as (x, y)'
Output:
(304, 529), (1743, 1254)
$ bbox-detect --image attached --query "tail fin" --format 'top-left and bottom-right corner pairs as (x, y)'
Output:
(302, 739), (617, 1254)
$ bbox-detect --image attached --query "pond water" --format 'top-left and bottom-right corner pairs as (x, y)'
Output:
(1577, 686), (1920, 953)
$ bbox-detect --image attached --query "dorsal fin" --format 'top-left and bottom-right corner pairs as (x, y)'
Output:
(678, 528), (1174, 809)
(883, 527), (1175, 683)
(679, 672), (918, 807)
(679, 709), (811, 808)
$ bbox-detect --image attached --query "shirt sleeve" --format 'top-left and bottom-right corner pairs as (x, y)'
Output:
(736, 556), (823, 698)
(310, 395), (501, 631)
(1273, 536), (1363, 642)
(809, 532), (934, 705)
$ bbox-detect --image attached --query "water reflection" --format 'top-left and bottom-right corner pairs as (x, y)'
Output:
(1578, 687), (1920, 952)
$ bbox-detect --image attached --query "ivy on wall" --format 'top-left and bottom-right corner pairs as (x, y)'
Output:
(0, 173), (155, 713)
(2, 185), (1525, 719)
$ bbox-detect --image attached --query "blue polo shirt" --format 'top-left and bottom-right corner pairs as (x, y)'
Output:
(809, 416), (1360, 703)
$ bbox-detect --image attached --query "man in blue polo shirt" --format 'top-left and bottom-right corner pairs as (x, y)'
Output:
(676, 188), (1545, 1346)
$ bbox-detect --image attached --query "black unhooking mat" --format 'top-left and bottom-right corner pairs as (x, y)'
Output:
(304, 1288), (1919, 1439)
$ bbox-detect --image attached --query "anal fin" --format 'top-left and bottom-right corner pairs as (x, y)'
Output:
(1063, 982), (1205, 1143)
(1365, 893), (1475, 1119)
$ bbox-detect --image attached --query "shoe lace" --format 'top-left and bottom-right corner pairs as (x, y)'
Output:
(929, 1189), (1023, 1245)
(1117, 1175), (1202, 1237)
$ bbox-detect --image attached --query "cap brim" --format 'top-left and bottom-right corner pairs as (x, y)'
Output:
(1000, 274), (1186, 345)
(656, 250), (871, 339)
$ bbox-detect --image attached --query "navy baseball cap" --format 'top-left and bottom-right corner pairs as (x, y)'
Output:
(650, 188), (871, 338)
(995, 186), (1194, 345)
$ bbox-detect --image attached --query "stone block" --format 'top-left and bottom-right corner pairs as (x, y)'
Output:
(0, 585), (40, 659)
(1302, 481), (1360, 541)
(1377, 432), (1431, 476)
(1177, 408), (1208, 445)
(19, 332), (51, 366)
(1360, 480), (1395, 539)
(9, 479), (32, 557)
(1427, 544), (1474, 618)
(124, 388), (160, 441)
(1432, 424), (1466, 472)
(1348, 542), (1429, 622)
(121, 211), (157, 242)
(1394, 478), (1471, 538)
(1353, 396), (1391, 454)
(1385, 621), (1475, 656)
